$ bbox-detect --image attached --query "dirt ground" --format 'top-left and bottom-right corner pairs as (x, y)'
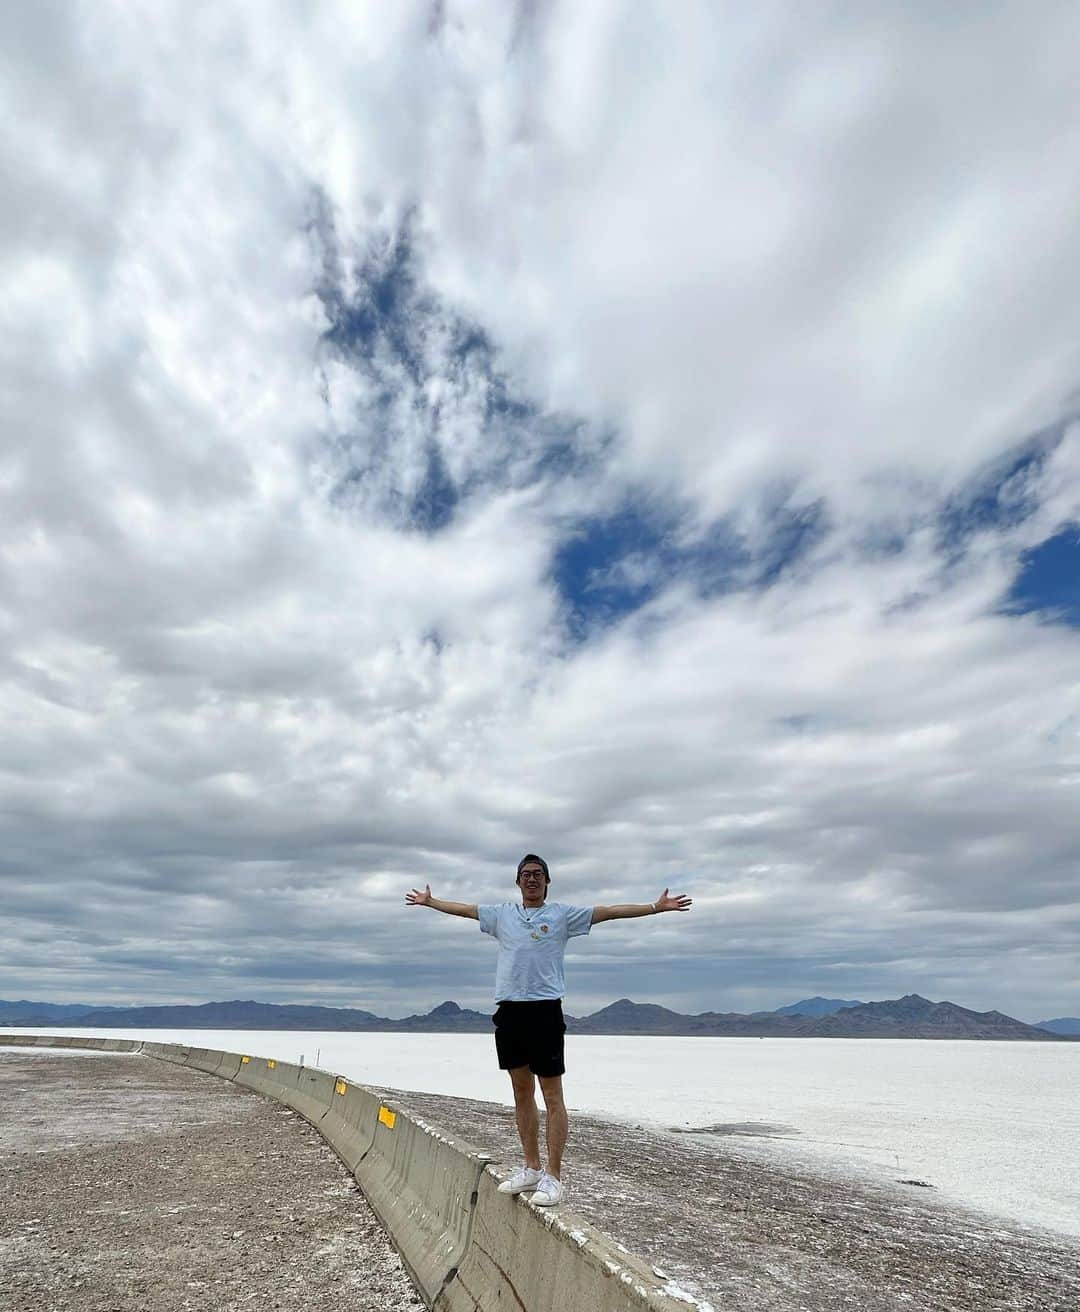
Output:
(3, 1049), (1077, 1312)
(374, 1083), (1080, 1312)
(0, 1050), (423, 1312)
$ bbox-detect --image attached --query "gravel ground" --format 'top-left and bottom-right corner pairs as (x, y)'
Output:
(0, 1050), (423, 1312)
(3, 1048), (1077, 1312)
(373, 1083), (1080, 1312)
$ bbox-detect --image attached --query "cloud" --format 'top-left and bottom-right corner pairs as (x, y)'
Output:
(1, 2), (1078, 1023)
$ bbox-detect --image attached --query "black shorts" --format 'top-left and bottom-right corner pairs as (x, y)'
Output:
(492, 999), (566, 1077)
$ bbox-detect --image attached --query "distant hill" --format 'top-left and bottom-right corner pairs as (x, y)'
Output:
(4, 993), (1068, 1040)
(773, 996), (865, 1017)
(0, 999), (121, 1025)
(68, 998), (496, 1032)
(388, 1000), (492, 1031)
(72, 1000), (387, 1031)
(1034, 1017), (1080, 1035)
(569, 999), (689, 1033)
(569, 994), (1059, 1040)
(799, 995), (1054, 1040)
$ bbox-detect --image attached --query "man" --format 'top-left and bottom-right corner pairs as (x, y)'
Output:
(405, 854), (692, 1206)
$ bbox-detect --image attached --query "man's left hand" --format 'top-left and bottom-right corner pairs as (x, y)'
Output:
(654, 888), (692, 913)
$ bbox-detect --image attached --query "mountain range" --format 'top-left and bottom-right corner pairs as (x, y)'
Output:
(0, 999), (125, 1024)
(1034, 1016), (1080, 1035)
(773, 996), (864, 1017)
(2, 994), (1073, 1039)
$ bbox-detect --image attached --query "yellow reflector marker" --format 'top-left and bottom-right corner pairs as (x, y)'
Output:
(335, 1080), (347, 1095)
(267, 1059), (276, 1069)
(240, 1056), (250, 1064)
(378, 1105), (396, 1129)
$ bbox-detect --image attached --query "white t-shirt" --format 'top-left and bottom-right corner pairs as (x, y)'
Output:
(477, 901), (593, 1002)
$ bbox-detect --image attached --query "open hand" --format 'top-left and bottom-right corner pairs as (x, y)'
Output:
(405, 883), (433, 907)
(655, 888), (692, 913)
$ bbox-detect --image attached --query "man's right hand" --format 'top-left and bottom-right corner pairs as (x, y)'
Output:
(405, 883), (433, 907)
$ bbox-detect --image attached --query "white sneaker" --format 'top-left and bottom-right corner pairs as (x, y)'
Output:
(497, 1165), (543, 1195)
(530, 1172), (563, 1206)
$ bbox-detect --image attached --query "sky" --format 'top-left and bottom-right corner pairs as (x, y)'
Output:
(2, 1), (1078, 1023)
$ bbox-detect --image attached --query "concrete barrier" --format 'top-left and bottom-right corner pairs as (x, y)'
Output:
(3, 1037), (699, 1312)
(214, 1051), (244, 1080)
(234, 1052), (296, 1099)
(283, 1063), (337, 1126)
(183, 1046), (226, 1075)
(355, 1098), (492, 1306)
(238, 1058), (332, 1125)
(146, 1042), (191, 1066)
(319, 1079), (380, 1172)
(442, 1167), (688, 1312)
(0, 1036), (139, 1053)
(77, 1037), (141, 1052)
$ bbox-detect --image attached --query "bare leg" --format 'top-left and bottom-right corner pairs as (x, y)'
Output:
(538, 1074), (568, 1179)
(508, 1066), (542, 1170)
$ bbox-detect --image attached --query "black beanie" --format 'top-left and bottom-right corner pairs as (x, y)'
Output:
(516, 853), (550, 880)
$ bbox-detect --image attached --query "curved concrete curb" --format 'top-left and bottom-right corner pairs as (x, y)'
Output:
(443, 1166), (682, 1312)
(281, 1061), (338, 1126)
(356, 1097), (492, 1305)
(1, 1036), (701, 1312)
(234, 1051), (292, 1099)
(320, 1079), (380, 1172)
(1, 1035), (141, 1053)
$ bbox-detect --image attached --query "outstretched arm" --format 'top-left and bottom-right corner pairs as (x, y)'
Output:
(405, 883), (479, 920)
(592, 888), (692, 924)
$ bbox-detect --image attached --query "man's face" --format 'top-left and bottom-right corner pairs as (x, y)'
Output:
(517, 865), (547, 902)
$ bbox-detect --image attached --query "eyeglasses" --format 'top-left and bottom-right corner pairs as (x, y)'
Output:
(519, 871), (546, 881)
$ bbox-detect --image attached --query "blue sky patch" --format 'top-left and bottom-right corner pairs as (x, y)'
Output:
(311, 206), (601, 532)
(410, 442), (458, 532)
(937, 432), (1058, 559)
(552, 497), (829, 637)
(1006, 526), (1080, 626)
(552, 503), (673, 635)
